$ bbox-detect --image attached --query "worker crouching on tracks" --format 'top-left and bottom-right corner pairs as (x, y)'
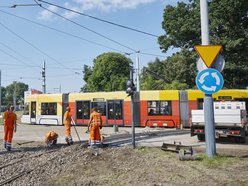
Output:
(3, 106), (17, 151)
(87, 108), (103, 148)
(45, 131), (58, 147)
(63, 107), (73, 145)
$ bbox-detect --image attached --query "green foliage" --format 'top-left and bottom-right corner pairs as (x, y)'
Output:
(82, 52), (132, 92)
(82, 64), (92, 83)
(199, 154), (236, 168)
(158, 0), (248, 89)
(3, 81), (28, 106)
(140, 58), (167, 90)
(158, 1), (201, 52)
(140, 51), (197, 89)
(163, 80), (188, 90)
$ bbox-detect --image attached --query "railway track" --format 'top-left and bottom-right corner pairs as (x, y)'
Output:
(0, 148), (57, 170)
(0, 145), (76, 186)
(103, 129), (190, 146)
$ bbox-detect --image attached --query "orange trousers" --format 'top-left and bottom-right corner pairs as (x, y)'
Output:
(90, 124), (101, 141)
(64, 124), (71, 137)
(4, 126), (14, 143)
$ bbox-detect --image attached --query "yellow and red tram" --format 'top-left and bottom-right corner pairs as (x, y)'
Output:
(21, 89), (248, 127)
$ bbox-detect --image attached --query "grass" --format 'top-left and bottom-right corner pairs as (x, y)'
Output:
(199, 154), (237, 168)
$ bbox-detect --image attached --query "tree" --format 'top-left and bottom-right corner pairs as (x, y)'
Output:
(140, 51), (197, 90)
(140, 58), (167, 90)
(4, 81), (28, 106)
(82, 52), (132, 92)
(81, 65), (93, 92)
(158, 0), (248, 89)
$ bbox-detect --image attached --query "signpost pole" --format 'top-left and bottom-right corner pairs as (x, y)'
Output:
(200, 0), (216, 157)
(130, 66), (136, 149)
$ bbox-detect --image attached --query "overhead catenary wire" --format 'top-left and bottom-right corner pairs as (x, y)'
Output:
(0, 21), (80, 74)
(0, 40), (41, 72)
(0, 47), (41, 73)
(0, 62), (82, 71)
(37, 0), (159, 38)
(0, 10), (124, 53)
(34, 1), (137, 52)
(0, 9), (165, 59)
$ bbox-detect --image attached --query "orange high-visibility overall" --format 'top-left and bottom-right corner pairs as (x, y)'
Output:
(89, 111), (102, 142)
(63, 111), (72, 137)
(45, 131), (58, 144)
(3, 111), (17, 143)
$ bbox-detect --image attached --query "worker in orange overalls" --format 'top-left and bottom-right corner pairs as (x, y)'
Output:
(3, 106), (17, 151)
(87, 108), (103, 148)
(45, 131), (58, 147)
(63, 107), (73, 145)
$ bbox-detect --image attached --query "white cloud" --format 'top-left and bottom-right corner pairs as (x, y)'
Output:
(73, 0), (157, 12)
(38, 5), (59, 20)
(38, 0), (159, 20)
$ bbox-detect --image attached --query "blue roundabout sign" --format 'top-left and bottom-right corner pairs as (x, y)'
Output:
(196, 68), (224, 94)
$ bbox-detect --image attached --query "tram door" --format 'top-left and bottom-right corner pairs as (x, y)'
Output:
(76, 101), (91, 125)
(106, 100), (123, 125)
(30, 101), (36, 124)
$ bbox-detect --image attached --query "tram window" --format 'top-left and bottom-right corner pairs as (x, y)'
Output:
(31, 102), (36, 118)
(160, 101), (172, 115)
(76, 101), (83, 119)
(115, 100), (123, 119)
(148, 101), (172, 116)
(148, 101), (159, 115)
(83, 101), (90, 119)
(76, 101), (90, 119)
(41, 103), (57, 115)
(23, 103), (29, 115)
(108, 101), (114, 119)
(92, 102), (106, 116)
(107, 100), (123, 120)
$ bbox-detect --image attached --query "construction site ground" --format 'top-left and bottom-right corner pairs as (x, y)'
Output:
(0, 124), (248, 186)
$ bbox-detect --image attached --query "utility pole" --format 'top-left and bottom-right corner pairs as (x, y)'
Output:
(42, 61), (46, 94)
(135, 51), (140, 92)
(200, 0), (216, 157)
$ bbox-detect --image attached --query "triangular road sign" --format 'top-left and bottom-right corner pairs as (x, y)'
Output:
(195, 45), (222, 67)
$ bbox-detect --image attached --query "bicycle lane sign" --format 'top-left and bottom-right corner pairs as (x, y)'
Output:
(196, 68), (224, 95)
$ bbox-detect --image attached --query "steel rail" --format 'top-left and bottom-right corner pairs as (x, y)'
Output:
(0, 146), (81, 185)
(0, 149), (58, 170)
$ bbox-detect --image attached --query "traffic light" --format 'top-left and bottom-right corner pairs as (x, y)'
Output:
(126, 79), (135, 96)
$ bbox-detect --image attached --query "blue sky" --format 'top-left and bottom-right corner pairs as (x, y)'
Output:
(0, 0), (187, 93)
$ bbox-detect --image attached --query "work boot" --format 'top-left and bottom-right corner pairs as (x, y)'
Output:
(4, 141), (6, 149)
(6, 142), (11, 151)
(65, 137), (70, 146)
(68, 137), (73, 145)
(52, 139), (57, 146)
